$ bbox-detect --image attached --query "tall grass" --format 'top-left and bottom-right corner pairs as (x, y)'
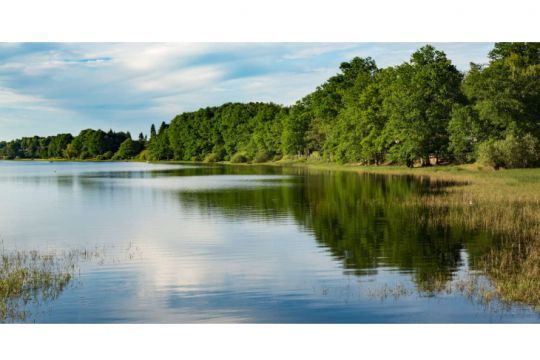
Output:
(354, 166), (540, 307)
(255, 161), (540, 306)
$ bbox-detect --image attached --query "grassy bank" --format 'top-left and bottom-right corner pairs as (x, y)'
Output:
(284, 161), (540, 307)
(293, 162), (540, 307)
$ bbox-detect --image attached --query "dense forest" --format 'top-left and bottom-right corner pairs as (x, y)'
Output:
(1, 43), (539, 168)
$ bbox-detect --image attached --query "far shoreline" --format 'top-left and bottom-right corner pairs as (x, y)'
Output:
(3, 156), (535, 179)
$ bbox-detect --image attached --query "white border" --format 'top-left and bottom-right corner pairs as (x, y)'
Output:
(1, 1), (538, 358)
(0, 324), (538, 359)
(0, 0), (538, 41)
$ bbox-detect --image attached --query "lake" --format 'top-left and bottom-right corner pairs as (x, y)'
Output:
(0, 161), (538, 323)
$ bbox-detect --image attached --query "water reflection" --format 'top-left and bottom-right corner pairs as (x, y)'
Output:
(174, 169), (489, 294)
(0, 161), (538, 323)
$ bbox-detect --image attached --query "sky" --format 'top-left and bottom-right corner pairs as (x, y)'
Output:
(0, 43), (493, 141)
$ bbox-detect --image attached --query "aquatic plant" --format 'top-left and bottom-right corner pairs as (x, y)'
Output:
(0, 250), (74, 322)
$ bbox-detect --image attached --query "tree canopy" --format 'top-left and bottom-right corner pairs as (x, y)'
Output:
(1, 43), (538, 169)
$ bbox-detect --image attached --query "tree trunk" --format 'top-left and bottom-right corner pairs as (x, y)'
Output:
(406, 159), (413, 168)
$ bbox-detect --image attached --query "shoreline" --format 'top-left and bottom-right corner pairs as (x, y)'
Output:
(6, 156), (540, 182)
(3, 157), (540, 306)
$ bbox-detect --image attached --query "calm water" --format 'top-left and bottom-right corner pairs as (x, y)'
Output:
(0, 161), (538, 323)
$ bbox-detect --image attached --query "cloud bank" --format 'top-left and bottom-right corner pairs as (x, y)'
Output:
(0, 43), (493, 140)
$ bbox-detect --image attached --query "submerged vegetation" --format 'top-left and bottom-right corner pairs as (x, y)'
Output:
(1, 43), (539, 169)
(0, 249), (74, 322)
(0, 245), (142, 322)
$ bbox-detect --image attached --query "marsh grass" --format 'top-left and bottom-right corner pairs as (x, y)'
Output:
(0, 245), (133, 323)
(367, 283), (413, 300)
(349, 166), (540, 308)
(271, 161), (540, 307)
(409, 177), (539, 307)
(368, 274), (508, 314)
(0, 249), (76, 322)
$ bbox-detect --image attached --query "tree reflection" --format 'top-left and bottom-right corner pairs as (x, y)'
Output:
(175, 168), (494, 294)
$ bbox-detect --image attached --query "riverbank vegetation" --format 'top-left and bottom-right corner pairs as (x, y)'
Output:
(290, 163), (540, 306)
(1, 43), (538, 169)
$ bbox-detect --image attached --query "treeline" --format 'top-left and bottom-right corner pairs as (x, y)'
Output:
(1, 43), (539, 168)
(0, 129), (146, 160)
(147, 42), (540, 168)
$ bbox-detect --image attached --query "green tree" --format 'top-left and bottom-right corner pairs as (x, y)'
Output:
(381, 45), (464, 166)
(450, 42), (540, 164)
(113, 138), (144, 160)
(324, 58), (382, 163)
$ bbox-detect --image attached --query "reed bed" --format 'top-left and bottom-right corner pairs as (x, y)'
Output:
(366, 167), (540, 307)
(285, 162), (540, 307)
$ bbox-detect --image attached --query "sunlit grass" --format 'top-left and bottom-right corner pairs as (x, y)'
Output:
(297, 163), (540, 307)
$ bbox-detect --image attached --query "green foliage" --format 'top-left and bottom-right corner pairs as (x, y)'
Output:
(308, 151), (322, 161)
(0, 130), (128, 160)
(460, 43), (540, 146)
(325, 65), (385, 164)
(252, 150), (270, 163)
(203, 153), (220, 163)
(47, 133), (74, 158)
(137, 149), (151, 161)
(112, 138), (144, 160)
(380, 46), (464, 165)
(148, 122), (172, 160)
(67, 129), (130, 159)
(1, 43), (538, 169)
(230, 152), (249, 163)
(448, 105), (484, 163)
(478, 134), (540, 169)
(165, 103), (283, 162)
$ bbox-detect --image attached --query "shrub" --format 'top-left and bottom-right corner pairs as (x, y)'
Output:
(230, 152), (248, 163)
(137, 149), (151, 161)
(102, 151), (114, 160)
(308, 151), (321, 161)
(203, 153), (220, 163)
(281, 154), (307, 161)
(478, 134), (539, 169)
(478, 140), (505, 169)
(252, 151), (269, 163)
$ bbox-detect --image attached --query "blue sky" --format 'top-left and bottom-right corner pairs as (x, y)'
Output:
(0, 43), (493, 141)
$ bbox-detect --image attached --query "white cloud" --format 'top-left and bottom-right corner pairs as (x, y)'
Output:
(0, 43), (492, 141)
(135, 64), (225, 93)
(281, 43), (357, 60)
(0, 87), (64, 112)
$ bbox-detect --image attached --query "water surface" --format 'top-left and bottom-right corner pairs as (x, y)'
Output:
(0, 161), (538, 323)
